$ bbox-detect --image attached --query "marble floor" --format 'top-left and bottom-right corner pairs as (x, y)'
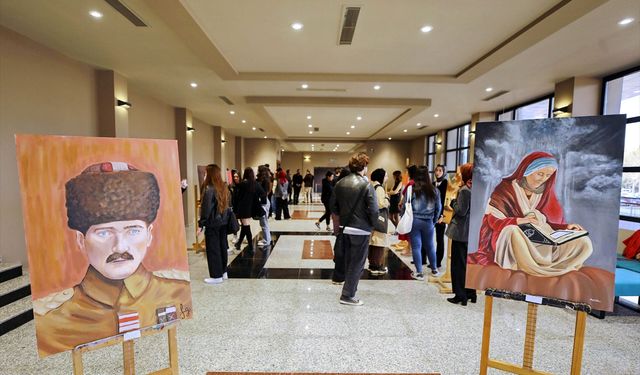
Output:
(0, 204), (638, 374)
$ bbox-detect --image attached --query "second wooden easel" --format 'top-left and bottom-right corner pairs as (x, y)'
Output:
(479, 289), (589, 375)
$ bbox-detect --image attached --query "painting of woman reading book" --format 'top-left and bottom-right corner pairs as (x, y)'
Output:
(469, 152), (593, 276)
(466, 116), (626, 311)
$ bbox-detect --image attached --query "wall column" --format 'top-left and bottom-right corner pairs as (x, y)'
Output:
(554, 77), (601, 117)
(469, 112), (495, 163)
(235, 136), (243, 171)
(175, 108), (194, 225)
(213, 126), (222, 166)
(96, 70), (129, 137)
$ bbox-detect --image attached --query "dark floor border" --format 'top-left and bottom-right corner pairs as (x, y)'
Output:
(0, 309), (33, 337)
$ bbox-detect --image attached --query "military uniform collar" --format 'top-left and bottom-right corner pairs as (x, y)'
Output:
(80, 265), (152, 307)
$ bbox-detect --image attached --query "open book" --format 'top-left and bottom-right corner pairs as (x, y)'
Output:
(518, 223), (588, 246)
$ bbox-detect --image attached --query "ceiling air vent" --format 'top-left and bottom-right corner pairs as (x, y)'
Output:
(104, 0), (147, 27)
(483, 90), (510, 101)
(339, 7), (361, 45)
(219, 96), (234, 105)
(417, 125), (428, 130)
(314, 127), (320, 132)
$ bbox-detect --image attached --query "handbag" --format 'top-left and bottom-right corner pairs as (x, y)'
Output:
(396, 185), (413, 235)
(373, 184), (389, 233)
(251, 192), (266, 219)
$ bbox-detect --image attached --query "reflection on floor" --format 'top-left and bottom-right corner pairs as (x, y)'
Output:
(227, 231), (414, 280)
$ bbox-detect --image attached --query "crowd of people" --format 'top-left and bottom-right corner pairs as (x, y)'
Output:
(196, 153), (476, 307)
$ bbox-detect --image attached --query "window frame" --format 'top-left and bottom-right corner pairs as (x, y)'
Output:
(495, 94), (554, 121)
(443, 123), (470, 174)
(426, 134), (437, 173)
(601, 65), (640, 223)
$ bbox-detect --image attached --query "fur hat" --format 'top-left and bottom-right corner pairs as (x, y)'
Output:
(65, 162), (160, 234)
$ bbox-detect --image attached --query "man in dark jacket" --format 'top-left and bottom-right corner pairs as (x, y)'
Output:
(292, 169), (303, 205)
(302, 170), (314, 203)
(331, 152), (378, 306)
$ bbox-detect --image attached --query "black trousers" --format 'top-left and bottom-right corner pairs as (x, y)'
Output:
(318, 201), (331, 225)
(435, 222), (446, 267)
(204, 226), (228, 278)
(451, 240), (475, 301)
(293, 186), (301, 205)
(341, 234), (370, 299)
(275, 197), (290, 219)
(332, 232), (345, 282)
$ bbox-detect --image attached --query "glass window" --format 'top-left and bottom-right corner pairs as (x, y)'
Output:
(498, 111), (514, 121)
(603, 67), (640, 221)
(604, 70), (640, 118)
(446, 128), (458, 150)
(515, 98), (552, 120)
(426, 135), (437, 173)
(460, 124), (469, 147)
(458, 149), (468, 165)
(446, 151), (457, 173)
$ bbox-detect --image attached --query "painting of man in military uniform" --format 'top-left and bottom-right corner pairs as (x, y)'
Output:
(15, 135), (192, 357)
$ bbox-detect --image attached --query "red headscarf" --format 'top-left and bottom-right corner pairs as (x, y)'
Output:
(470, 151), (566, 265)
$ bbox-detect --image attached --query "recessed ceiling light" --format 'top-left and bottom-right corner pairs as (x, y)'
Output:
(403, 129), (408, 133)
(263, 136), (267, 139)
(241, 120), (246, 123)
(485, 87), (493, 92)
(420, 25), (433, 33)
(229, 110), (235, 115)
(89, 10), (103, 19)
(311, 144), (314, 146)
(434, 114), (439, 118)
(306, 115), (312, 119)
(416, 122), (421, 126)
(281, 148), (285, 152)
(346, 132), (350, 135)
(356, 116), (362, 121)
(291, 22), (304, 30)
(301, 83), (309, 89)
(309, 131), (313, 134)
(308, 124), (313, 128)
(350, 125), (355, 129)
(388, 137), (392, 140)
(618, 17), (634, 26)
(252, 127), (256, 130)
(373, 85), (381, 90)
(336, 144), (339, 147)
(190, 82), (198, 88)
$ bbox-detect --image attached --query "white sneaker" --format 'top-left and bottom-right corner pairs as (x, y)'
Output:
(204, 277), (223, 284)
(257, 240), (268, 246)
(222, 272), (228, 280)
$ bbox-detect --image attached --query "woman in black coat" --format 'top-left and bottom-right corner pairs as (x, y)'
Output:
(315, 171), (334, 231)
(433, 164), (448, 268)
(232, 167), (265, 251)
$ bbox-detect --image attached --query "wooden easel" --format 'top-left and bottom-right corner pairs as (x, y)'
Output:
(428, 238), (452, 293)
(72, 320), (180, 375)
(190, 185), (205, 253)
(479, 289), (589, 375)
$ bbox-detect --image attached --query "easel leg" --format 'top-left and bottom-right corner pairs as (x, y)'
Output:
(123, 340), (135, 375)
(168, 327), (179, 374)
(480, 295), (493, 375)
(570, 311), (587, 375)
(72, 349), (83, 375)
(523, 303), (538, 369)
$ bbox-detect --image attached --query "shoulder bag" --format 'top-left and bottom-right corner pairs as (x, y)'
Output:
(373, 184), (389, 233)
(396, 185), (413, 235)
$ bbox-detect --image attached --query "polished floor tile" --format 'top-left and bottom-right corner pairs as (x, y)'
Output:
(302, 240), (333, 259)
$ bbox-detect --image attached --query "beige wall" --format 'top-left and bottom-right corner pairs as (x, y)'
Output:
(0, 26), (99, 265)
(410, 137), (426, 166)
(243, 138), (278, 169)
(221, 129), (236, 174)
(128, 86), (175, 140)
(281, 151), (350, 173)
(364, 140), (412, 176)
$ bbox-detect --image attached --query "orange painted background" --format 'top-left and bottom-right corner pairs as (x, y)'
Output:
(15, 135), (189, 299)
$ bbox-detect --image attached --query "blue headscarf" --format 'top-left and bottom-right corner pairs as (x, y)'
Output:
(523, 157), (558, 176)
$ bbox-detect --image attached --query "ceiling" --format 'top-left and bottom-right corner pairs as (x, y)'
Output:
(1, 0), (639, 153)
(288, 142), (360, 153)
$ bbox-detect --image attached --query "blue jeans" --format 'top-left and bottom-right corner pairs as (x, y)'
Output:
(410, 218), (436, 274)
(259, 200), (271, 243)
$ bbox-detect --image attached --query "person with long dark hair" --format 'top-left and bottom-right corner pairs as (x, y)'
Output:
(408, 166), (441, 280)
(368, 168), (390, 275)
(316, 171), (334, 231)
(233, 167), (265, 252)
(446, 163), (476, 305)
(199, 164), (231, 284)
(257, 165), (272, 247)
(433, 164), (448, 269)
(388, 170), (403, 230)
